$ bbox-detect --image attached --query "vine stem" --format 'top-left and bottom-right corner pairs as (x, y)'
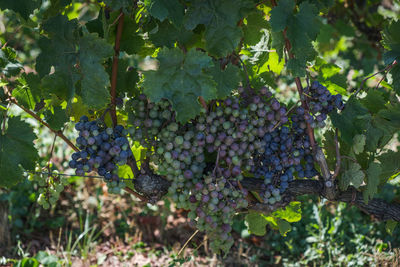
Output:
(4, 88), (79, 152)
(271, 0), (336, 200)
(110, 10), (125, 127)
(354, 60), (397, 96)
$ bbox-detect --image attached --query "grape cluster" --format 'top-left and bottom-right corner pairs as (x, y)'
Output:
(188, 174), (248, 254)
(126, 96), (173, 148)
(69, 115), (131, 192)
(302, 81), (344, 128)
(29, 166), (68, 209)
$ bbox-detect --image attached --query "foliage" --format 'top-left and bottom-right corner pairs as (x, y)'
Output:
(0, 0), (400, 257)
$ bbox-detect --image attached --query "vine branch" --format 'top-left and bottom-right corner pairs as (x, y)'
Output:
(4, 88), (79, 152)
(110, 10), (124, 127)
(241, 178), (400, 222)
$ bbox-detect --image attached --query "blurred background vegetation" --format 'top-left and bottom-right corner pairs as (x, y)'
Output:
(1, 0), (400, 266)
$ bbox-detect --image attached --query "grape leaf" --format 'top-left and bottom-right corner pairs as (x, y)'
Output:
(108, 15), (144, 55)
(103, 0), (132, 10)
(386, 220), (398, 235)
(378, 150), (400, 183)
(78, 32), (113, 109)
(258, 52), (285, 75)
(144, 0), (184, 26)
(360, 90), (387, 113)
(363, 162), (381, 203)
(352, 134), (365, 155)
(43, 106), (69, 131)
(273, 201), (302, 222)
(184, 0), (252, 56)
(36, 15), (79, 78)
(245, 211), (268, 236)
(390, 64), (400, 95)
(330, 96), (371, 145)
(269, 0), (295, 32)
(0, 0), (42, 20)
(339, 162), (365, 191)
(382, 20), (400, 65)
(0, 116), (39, 188)
(143, 48), (217, 122)
(206, 64), (240, 99)
(243, 10), (267, 46)
(149, 20), (196, 48)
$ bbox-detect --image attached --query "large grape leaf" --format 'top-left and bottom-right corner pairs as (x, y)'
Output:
(0, 0), (42, 20)
(330, 96), (371, 145)
(184, 0), (252, 57)
(36, 15), (79, 78)
(363, 162), (381, 203)
(243, 10), (267, 46)
(78, 32), (113, 109)
(149, 20), (196, 48)
(143, 48), (217, 122)
(245, 211), (268, 236)
(273, 201), (302, 222)
(108, 15), (144, 55)
(339, 162), (365, 191)
(206, 64), (240, 99)
(0, 116), (38, 188)
(269, 0), (295, 32)
(44, 106), (69, 131)
(377, 150), (400, 183)
(144, 0), (184, 26)
(382, 20), (400, 65)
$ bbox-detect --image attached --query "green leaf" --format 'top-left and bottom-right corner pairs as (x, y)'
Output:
(207, 64), (240, 99)
(44, 106), (69, 131)
(386, 220), (398, 235)
(143, 48), (217, 122)
(0, 0), (42, 20)
(103, 0), (132, 10)
(352, 134), (366, 155)
(339, 162), (365, 191)
(145, 0), (184, 26)
(115, 58), (139, 96)
(258, 52), (285, 75)
(363, 162), (381, 203)
(184, 0), (252, 56)
(382, 20), (400, 64)
(360, 90), (387, 113)
(285, 2), (320, 76)
(330, 96), (371, 145)
(149, 20), (196, 48)
(269, 0), (295, 32)
(0, 116), (39, 188)
(390, 64), (400, 95)
(109, 15), (144, 55)
(273, 201), (302, 222)
(243, 10), (267, 46)
(36, 15), (79, 78)
(378, 150), (400, 183)
(78, 32), (113, 109)
(276, 218), (292, 236)
(245, 211), (268, 236)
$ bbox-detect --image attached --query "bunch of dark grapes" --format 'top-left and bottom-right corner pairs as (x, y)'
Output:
(69, 115), (131, 193)
(188, 173), (248, 254)
(302, 81), (344, 128)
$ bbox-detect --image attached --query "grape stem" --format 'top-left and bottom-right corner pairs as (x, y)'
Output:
(110, 9), (125, 127)
(355, 60), (397, 96)
(332, 128), (341, 180)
